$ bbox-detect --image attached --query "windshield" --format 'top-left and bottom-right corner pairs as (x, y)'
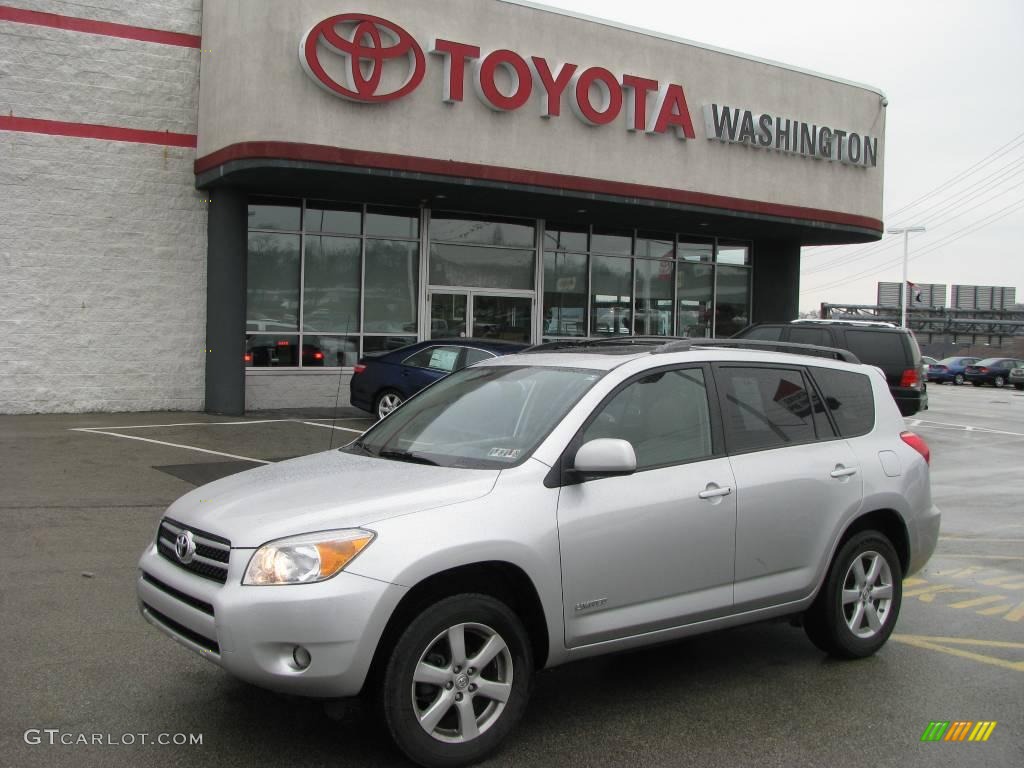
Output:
(348, 365), (604, 469)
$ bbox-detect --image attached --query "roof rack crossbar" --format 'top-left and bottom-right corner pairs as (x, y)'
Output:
(653, 338), (862, 364)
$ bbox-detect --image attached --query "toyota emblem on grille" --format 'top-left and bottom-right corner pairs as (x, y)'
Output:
(174, 530), (196, 564)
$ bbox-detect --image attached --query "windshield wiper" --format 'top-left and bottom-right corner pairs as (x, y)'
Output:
(377, 449), (439, 466)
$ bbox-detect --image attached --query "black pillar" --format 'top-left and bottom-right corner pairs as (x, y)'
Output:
(751, 240), (801, 323)
(205, 187), (247, 415)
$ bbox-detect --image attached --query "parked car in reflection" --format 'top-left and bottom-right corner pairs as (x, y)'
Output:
(1009, 363), (1024, 391)
(963, 357), (1024, 388)
(926, 356), (979, 385)
(350, 338), (529, 419)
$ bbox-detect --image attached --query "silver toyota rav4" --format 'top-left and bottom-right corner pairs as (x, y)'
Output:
(137, 339), (939, 767)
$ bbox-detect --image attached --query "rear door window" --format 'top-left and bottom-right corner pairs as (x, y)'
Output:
(403, 346), (463, 372)
(788, 326), (833, 347)
(808, 367), (875, 437)
(740, 326), (783, 341)
(843, 331), (908, 370)
(715, 367), (818, 453)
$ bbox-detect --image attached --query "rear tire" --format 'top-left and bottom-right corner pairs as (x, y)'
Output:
(376, 594), (533, 768)
(953, 373), (964, 385)
(804, 531), (903, 659)
(1015, 383), (1024, 391)
(994, 376), (1005, 388)
(375, 389), (404, 420)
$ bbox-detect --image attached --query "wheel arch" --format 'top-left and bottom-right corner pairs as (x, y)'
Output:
(361, 560), (551, 695)
(836, 508), (910, 575)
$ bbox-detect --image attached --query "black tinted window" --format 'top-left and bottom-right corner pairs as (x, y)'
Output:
(582, 369), (713, 469)
(716, 367), (816, 452)
(463, 348), (496, 367)
(740, 326), (783, 341)
(810, 368), (875, 437)
(844, 331), (909, 368)
(789, 327), (832, 347)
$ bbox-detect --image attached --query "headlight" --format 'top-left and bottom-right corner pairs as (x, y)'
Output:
(243, 529), (375, 585)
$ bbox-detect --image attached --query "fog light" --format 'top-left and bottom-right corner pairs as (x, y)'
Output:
(292, 645), (311, 670)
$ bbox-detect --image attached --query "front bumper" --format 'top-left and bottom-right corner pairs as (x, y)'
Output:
(137, 542), (406, 697)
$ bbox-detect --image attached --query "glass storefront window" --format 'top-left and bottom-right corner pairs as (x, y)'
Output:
(591, 254), (632, 335)
(366, 207), (419, 239)
(248, 198), (300, 231)
(717, 242), (750, 265)
(543, 251), (588, 337)
(303, 236), (361, 332)
(304, 335), (360, 367)
(429, 243), (534, 290)
(677, 262), (713, 337)
(543, 224), (588, 253)
(678, 240), (714, 262)
(591, 228), (632, 256)
(364, 239), (419, 333)
(245, 335), (299, 367)
(363, 336), (417, 354)
(431, 213), (535, 248)
(246, 232), (300, 332)
(305, 202), (361, 235)
(634, 257), (674, 336)
(715, 265), (751, 336)
(635, 232), (675, 260)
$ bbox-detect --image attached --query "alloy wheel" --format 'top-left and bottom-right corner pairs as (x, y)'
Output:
(841, 551), (894, 639)
(954, 374), (964, 385)
(995, 376), (1005, 388)
(411, 622), (514, 744)
(377, 392), (403, 419)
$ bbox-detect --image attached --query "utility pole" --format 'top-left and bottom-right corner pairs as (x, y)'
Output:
(887, 226), (926, 328)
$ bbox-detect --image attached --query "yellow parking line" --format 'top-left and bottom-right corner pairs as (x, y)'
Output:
(891, 635), (1024, 673)
(1005, 602), (1024, 622)
(978, 603), (1017, 616)
(979, 574), (1024, 589)
(902, 584), (974, 602)
(948, 595), (1008, 610)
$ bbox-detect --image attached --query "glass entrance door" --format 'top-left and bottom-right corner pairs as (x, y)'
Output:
(429, 292), (533, 343)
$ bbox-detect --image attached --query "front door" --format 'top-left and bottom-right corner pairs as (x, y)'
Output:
(429, 292), (533, 343)
(556, 366), (737, 648)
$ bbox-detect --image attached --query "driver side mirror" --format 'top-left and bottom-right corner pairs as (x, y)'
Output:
(572, 438), (637, 476)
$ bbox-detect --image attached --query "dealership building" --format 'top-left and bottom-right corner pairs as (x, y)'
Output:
(0, 0), (886, 414)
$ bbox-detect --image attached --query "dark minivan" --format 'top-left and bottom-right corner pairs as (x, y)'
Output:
(732, 320), (927, 416)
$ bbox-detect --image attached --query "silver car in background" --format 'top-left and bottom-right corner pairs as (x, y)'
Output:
(137, 339), (939, 767)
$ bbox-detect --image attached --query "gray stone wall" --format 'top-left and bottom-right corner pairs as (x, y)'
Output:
(0, 1), (206, 413)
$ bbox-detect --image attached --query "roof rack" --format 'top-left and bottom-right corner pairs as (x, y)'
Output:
(525, 336), (688, 353)
(791, 319), (898, 328)
(653, 338), (862, 364)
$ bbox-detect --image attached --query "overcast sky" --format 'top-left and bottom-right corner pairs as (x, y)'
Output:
(541, 0), (1024, 312)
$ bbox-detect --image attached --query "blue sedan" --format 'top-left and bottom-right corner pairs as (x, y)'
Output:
(926, 356), (979, 386)
(350, 338), (529, 419)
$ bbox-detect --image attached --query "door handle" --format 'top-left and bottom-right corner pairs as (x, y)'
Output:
(830, 466), (858, 479)
(698, 485), (733, 500)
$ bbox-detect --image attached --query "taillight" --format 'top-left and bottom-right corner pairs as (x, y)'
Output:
(899, 368), (920, 388)
(313, 351), (324, 361)
(353, 363), (367, 374)
(243, 353), (253, 363)
(978, 367), (989, 373)
(901, 431), (930, 465)
(277, 340), (290, 347)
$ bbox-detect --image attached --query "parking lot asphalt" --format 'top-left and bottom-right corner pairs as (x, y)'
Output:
(1, 387), (1021, 768)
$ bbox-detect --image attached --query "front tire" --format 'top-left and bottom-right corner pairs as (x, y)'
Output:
(378, 594), (533, 768)
(804, 531), (903, 659)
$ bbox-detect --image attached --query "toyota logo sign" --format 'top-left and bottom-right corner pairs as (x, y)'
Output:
(174, 530), (196, 564)
(300, 13), (426, 103)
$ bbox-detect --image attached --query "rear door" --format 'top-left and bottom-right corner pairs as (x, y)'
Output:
(713, 364), (864, 610)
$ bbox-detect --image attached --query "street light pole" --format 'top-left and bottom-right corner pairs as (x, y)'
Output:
(887, 226), (926, 328)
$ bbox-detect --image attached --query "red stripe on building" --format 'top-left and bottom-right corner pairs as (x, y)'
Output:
(0, 5), (201, 48)
(1, 116), (197, 148)
(195, 141), (883, 233)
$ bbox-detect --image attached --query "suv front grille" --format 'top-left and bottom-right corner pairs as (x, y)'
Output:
(156, 517), (231, 584)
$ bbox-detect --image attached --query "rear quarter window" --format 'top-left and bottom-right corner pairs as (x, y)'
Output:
(809, 367), (875, 437)
(842, 330), (909, 369)
(737, 326), (783, 341)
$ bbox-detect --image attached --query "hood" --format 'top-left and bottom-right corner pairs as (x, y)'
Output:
(162, 450), (499, 547)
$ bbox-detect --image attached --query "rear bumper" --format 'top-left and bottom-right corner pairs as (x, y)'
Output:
(137, 543), (406, 697)
(893, 387), (927, 416)
(907, 504), (941, 577)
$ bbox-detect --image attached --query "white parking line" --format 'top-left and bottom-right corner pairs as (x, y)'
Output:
(71, 417), (371, 430)
(910, 419), (1024, 438)
(71, 428), (271, 464)
(300, 421), (364, 434)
